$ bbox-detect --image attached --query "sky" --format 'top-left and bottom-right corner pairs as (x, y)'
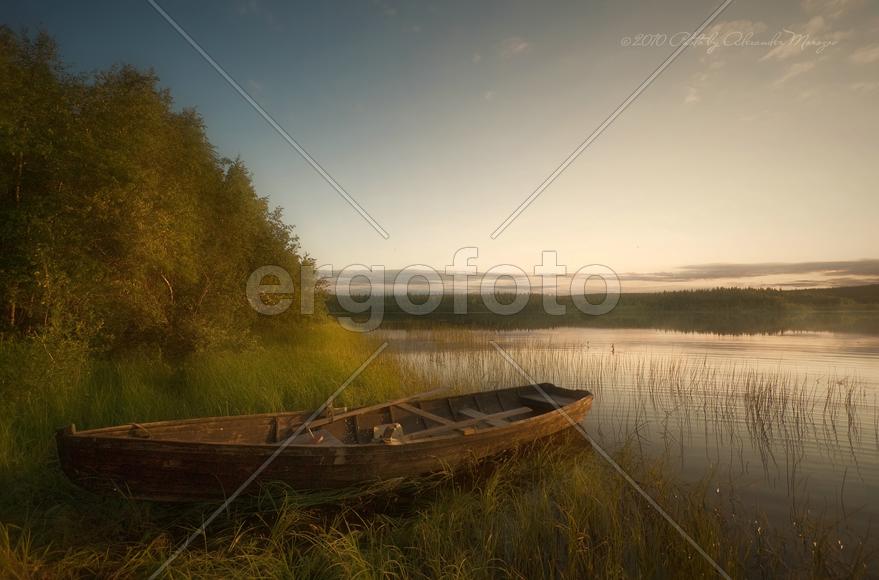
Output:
(5, 0), (879, 290)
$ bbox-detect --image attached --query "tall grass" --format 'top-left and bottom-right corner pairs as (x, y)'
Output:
(389, 334), (878, 459)
(0, 325), (875, 577)
(0, 436), (750, 579)
(0, 325), (410, 577)
(381, 328), (878, 577)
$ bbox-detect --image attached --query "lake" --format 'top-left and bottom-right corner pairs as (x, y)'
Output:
(377, 327), (879, 554)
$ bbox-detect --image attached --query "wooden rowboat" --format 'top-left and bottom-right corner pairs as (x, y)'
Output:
(56, 383), (593, 502)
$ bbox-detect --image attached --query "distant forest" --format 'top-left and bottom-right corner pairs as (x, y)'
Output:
(327, 285), (879, 334)
(0, 29), (313, 357)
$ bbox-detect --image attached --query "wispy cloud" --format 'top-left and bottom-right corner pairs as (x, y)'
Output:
(761, 0), (856, 62)
(622, 259), (879, 283)
(498, 36), (531, 58)
(850, 43), (879, 63)
(850, 80), (879, 92)
(706, 19), (768, 41)
(326, 260), (879, 296)
(801, 0), (864, 20)
(773, 60), (816, 86)
(684, 86), (701, 104)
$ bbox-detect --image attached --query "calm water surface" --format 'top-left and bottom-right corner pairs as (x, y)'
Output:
(378, 327), (879, 547)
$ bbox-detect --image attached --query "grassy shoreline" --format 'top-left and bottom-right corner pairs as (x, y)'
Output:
(1, 325), (873, 578)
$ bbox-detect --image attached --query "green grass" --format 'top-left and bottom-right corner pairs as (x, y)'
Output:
(0, 325), (872, 578)
(0, 437), (746, 579)
(0, 325), (406, 485)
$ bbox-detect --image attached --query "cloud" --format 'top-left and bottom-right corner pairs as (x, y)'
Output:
(705, 19), (768, 40)
(762, 2), (854, 62)
(760, 21), (848, 61)
(773, 60), (816, 86)
(326, 261), (879, 295)
(498, 37), (531, 58)
(801, 0), (864, 19)
(684, 87), (701, 104)
(621, 259), (879, 283)
(771, 276), (879, 288)
(850, 80), (879, 92)
(850, 44), (879, 63)
(695, 20), (766, 60)
(804, 15), (828, 35)
(797, 87), (819, 101)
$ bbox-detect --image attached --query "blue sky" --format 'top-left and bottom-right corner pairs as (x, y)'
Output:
(6, 0), (879, 289)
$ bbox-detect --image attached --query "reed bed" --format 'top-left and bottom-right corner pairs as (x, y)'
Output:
(381, 328), (879, 577)
(0, 326), (875, 577)
(390, 335), (878, 459)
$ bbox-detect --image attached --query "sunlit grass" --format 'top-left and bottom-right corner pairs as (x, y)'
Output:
(0, 326), (875, 578)
(0, 437), (749, 579)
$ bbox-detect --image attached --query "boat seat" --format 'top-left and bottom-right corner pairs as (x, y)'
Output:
(458, 408), (512, 427)
(404, 407), (531, 441)
(519, 393), (577, 411)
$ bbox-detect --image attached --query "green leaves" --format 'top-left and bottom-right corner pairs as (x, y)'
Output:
(0, 28), (310, 358)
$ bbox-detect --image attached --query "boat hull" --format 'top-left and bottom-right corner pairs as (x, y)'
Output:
(56, 384), (593, 501)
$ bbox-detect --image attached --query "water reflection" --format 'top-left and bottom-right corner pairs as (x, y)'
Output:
(377, 327), (879, 545)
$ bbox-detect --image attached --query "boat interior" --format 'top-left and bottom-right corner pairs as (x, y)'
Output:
(65, 384), (591, 446)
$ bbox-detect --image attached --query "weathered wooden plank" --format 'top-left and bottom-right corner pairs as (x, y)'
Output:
(459, 408), (510, 427)
(299, 387), (450, 430)
(403, 407), (533, 441)
(395, 402), (454, 426)
(519, 392), (578, 411)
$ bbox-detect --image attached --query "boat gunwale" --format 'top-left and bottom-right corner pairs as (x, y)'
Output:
(57, 388), (593, 450)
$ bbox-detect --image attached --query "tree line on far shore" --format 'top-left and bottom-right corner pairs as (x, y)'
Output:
(327, 285), (879, 335)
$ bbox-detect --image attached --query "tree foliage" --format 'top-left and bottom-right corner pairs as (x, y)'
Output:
(0, 28), (312, 357)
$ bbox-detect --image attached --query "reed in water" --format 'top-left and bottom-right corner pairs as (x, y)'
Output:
(1, 325), (875, 577)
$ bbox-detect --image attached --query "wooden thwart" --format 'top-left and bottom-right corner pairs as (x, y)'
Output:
(396, 402), (479, 435)
(458, 408), (510, 427)
(404, 406), (532, 441)
(395, 402), (453, 426)
(278, 387), (449, 437)
(519, 393), (577, 411)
